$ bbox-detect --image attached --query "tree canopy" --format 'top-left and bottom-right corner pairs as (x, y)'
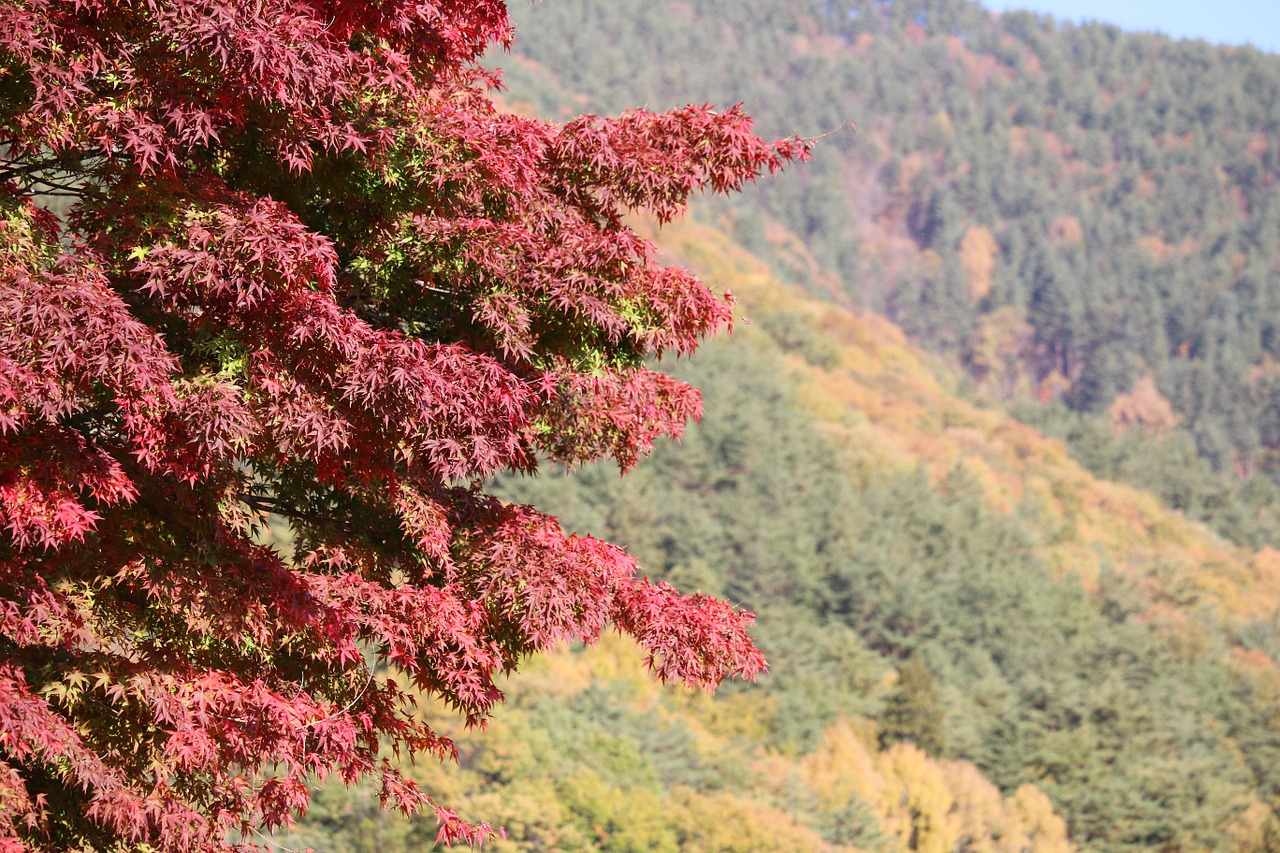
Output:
(0, 2), (807, 849)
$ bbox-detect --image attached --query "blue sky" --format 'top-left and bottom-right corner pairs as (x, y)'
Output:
(977, 0), (1280, 54)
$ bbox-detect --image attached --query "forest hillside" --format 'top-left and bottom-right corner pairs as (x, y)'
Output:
(289, 216), (1280, 851)
(284, 2), (1280, 849)
(500, 0), (1280, 549)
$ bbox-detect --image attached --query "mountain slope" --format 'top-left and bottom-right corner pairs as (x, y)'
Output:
(499, 0), (1280, 503)
(287, 215), (1280, 851)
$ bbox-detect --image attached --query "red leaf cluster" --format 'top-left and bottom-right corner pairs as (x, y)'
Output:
(0, 1), (807, 849)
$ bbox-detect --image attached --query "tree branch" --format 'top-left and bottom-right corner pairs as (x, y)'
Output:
(237, 493), (402, 541)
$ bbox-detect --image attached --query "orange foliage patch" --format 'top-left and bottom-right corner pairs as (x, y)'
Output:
(1109, 376), (1177, 433)
(962, 49), (1007, 87)
(1135, 172), (1157, 199)
(1231, 646), (1279, 677)
(1009, 125), (1030, 157)
(1137, 234), (1200, 264)
(1039, 129), (1072, 160)
(1049, 215), (1084, 246)
(895, 151), (929, 195)
(959, 225), (999, 302)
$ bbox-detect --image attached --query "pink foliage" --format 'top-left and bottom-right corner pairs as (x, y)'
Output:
(0, 1), (806, 849)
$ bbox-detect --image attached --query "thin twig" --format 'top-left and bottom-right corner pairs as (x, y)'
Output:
(238, 493), (401, 540)
(298, 666), (377, 730)
(250, 827), (305, 853)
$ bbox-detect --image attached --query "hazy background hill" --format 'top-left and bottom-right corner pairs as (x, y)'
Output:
(285, 2), (1280, 850)
(498, 0), (1280, 550)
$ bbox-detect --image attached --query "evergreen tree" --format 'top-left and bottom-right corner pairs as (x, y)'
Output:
(882, 654), (946, 755)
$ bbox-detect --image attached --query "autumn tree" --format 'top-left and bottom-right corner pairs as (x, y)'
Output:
(0, 2), (808, 849)
(879, 652), (944, 756)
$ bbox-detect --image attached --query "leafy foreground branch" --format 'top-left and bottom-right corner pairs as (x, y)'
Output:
(0, 2), (808, 849)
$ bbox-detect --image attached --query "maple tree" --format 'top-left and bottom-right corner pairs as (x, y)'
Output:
(0, 2), (808, 849)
